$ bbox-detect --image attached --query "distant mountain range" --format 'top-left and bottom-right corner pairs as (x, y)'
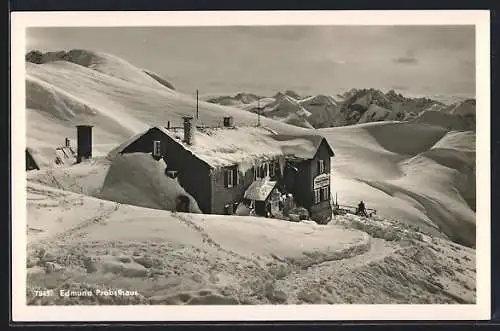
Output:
(206, 88), (476, 131)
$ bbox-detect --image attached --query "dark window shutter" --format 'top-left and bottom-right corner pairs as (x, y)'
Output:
(224, 170), (228, 187)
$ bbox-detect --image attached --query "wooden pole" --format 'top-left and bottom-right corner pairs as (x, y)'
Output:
(257, 98), (261, 126)
(196, 89), (199, 120)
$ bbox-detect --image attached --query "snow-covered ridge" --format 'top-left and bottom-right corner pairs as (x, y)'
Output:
(206, 88), (476, 131)
(26, 49), (174, 91)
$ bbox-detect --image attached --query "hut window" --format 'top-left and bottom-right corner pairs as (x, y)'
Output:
(153, 140), (161, 158)
(321, 187), (330, 201)
(314, 189), (321, 204)
(318, 159), (325, 174)
(225, 169), (234, 188)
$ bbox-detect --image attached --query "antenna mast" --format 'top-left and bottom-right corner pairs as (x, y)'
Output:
(257, 98), (261, 126)
(196, 89), (199, 120)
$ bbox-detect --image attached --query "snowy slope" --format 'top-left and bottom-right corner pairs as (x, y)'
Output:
(26, 49), (170, 90)
(411, 110), (475, 131)
(321, 122), (475, 247)
(448, 99), (476, 116)
(26, 182), (475, 305)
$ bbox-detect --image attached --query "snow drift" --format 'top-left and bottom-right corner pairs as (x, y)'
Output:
(98, 153), (201, 213)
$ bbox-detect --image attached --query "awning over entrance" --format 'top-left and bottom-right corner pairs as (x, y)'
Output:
(244, 179), (277, 202)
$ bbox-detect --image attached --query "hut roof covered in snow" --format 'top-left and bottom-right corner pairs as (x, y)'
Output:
(116, 124), (334, 170)
(244, 179), (277, 201)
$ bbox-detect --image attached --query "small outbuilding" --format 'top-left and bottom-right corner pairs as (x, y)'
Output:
(25, 148), (40, 171)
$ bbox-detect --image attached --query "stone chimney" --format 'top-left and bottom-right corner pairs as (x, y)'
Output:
(76, 125), (93, 163)
(182, 116), (195, 145)
(223, 116), (234, 128)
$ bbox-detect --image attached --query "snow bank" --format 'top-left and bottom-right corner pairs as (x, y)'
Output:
(26, 183), (475, 305)
(197, 213), (370, 264)
(98, 152), (201, 213)
(27, 157), (111, 196)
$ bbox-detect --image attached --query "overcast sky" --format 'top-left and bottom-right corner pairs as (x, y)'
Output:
(26, 26), (475, 98)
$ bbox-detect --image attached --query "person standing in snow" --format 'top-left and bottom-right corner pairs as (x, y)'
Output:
(357, 200), (367, 217)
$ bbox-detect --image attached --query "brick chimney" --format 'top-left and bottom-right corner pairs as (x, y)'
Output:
(76, 125), (93, 163)
(182, 116), (195, 145)
(223, 116), (234, 127)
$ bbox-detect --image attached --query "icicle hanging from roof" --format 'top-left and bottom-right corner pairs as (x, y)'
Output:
(278, 156), (286, 175)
